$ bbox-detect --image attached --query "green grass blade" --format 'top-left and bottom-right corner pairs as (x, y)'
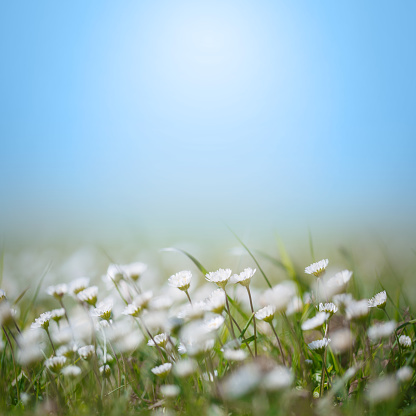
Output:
(161, 248), (208, 276)
(21, 261), (52, 326)
(227, 227), (272, 288)
(239, 312), (254, 339)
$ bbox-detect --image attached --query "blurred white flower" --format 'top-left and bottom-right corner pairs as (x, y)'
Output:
(100, 364), (111, 378)
(204, 315), (225, 332)
(330, 328), (354, 353)
(396, 366), (413, 383)
(367, 321), (396, 342)
(366, 377), (398, 403)
(149, 296), (173, 311)
(161, 384), (180, 398)
(46, 284), (68, 299)
(301, 312), (329, 331)
(333, 293), (354, 307)
(223, 349), (248, 362)
(147, 333), (168, 348)
(221, 362), (263, 399)
(399, 335), (412, 348)
(204, 289), (226, 314)
(173, 359), (197, 377)
(122, 262), (147, 281)
(168, 271), (192, 292)
(232, 268), (256, 287)
(308, 338), (330, 354)
(91, 301), (113, 321)
(107, 264), (125, 284)
(50, 308), (65, 323)
(305, 259), (328, 277)
(78, 345), (95, 360)
(255, 305), (275, 323)
(133, 291), (153, 309)
(45, 356), (67, 373)
(259, 281), (296, 312)
(151, 362), (172, 377)
(61, 365), (82, 378)
(346, 300), (369, 321)
(262, 366), (293, 391)
(205, 269), (232, 289)
(17, 330), (44, 366)
(122, 303), (141, 317)
(77, 286), (98, 306)
(368, 290), (387, 309)
(0, 289), (6, 302)
(69, 277), (90, 296)
(286, 297), (303, 316)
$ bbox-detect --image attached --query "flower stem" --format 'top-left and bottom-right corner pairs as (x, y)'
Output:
(224, 289), (236, 341)
(269, 323), (286, 366)
(185, 290), (193, 306)
(46, 328), (56, 355)
(246, 287), (257, 357)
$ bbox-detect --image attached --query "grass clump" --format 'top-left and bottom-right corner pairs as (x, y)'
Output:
(0, 243), (415, 416)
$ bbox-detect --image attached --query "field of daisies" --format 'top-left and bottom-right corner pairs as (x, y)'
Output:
(0, 243), (415, 416)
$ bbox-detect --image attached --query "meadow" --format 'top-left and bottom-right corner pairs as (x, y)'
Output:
(0, 237), (415, 416)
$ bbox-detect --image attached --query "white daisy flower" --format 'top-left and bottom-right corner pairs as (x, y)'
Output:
(107, 264), (125, 284)
(327, 270), (352, 289)
(149, 296), (173, 311)
(332, 293), (354, 307)
(367, 321), (396, 342)
(46, 284), (68, 299)
(160, 384), (180, 398)
(308, 338), (331, 354)
(173, 359), (197, 377)
(286, 297), (303, 316)
(50, 308), (65, 323)
(204, 289), (226, 314)
(45, 356), (67, 373)
(204, 315), (225, 332)
(305, 259), (329, 277)
(255, 305), (276, 323)
(301, 312), (329, 331)
(396, 366), (413, 383)
(99, 364), (111, 378)
(122, 262), (147, 281)
(69, 277), (90, 296)
(133, 291), (153, 309)
(330, 328), (354, 353)
(262, 366), (293, 391)
(399, 335), (412, 349)
(78, 345), (95, 360)
(91, 301), (113, 321)
(223, 349), (248, 362)
(61, 365), (82, 378)
(232, 268), (256, 287)
(318, 302), (338, 316)
(168, 271), (192, 292)
(366, 377), (398, 403)
(346, 300), (369, 321)
(122, 303), (141, 318)
(151, 362), (172, 377)
(31, 311), (52, 331)
(368, 290), (387, 309)
(205, 269), (232, 289)
(77, 286), (98, 306)
(147, 333), (168, 348)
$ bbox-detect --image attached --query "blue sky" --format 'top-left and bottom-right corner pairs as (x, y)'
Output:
(1, 1), (415, 244)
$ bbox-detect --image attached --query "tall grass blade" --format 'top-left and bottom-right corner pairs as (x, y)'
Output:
(227, 227), (272, 288)
(161, 248), (208, 276)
